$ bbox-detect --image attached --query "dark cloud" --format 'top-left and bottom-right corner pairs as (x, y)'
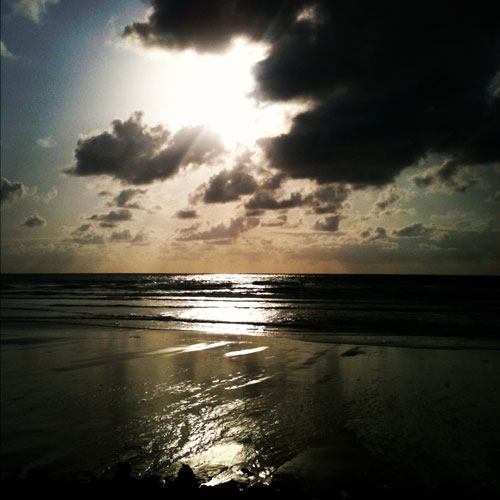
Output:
(1, 177), (31, 206)
(242, 182), (349, 214)
(110, 229), (132, 242)
(122, 0), (300, 53)
(89, 209), (133, 223)
(178, 216), (259, 241)
(393, 222), (432, 238)
(71, 223), (91, 235)
(67, 112), (223, 185)
(310, 184), (349, 214)
(244, 191), (305, 210)
(260, 172), (287, 190)
(195, 165), (258, 204)
(125, 2), (500, 186)
(313, 215), (340, 232)
(175, 209), (199, 219)
(20, 213), (46, 228)
(113, 188), (147, 208)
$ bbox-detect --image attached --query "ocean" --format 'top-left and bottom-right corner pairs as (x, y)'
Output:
(2, 273), (499, 343)
(1, 274), (500, 493)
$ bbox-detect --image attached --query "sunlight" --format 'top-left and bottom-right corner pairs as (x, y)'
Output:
(136, 38), (308, 148)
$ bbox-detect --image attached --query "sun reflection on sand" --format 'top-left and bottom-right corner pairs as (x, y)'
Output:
(149, 341), (233, 356)
(225, 346), (269, 357)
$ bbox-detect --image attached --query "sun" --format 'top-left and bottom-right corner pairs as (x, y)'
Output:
(136, 38), (306, 149)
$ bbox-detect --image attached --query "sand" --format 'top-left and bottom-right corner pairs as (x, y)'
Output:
(1, 323), (499, 494)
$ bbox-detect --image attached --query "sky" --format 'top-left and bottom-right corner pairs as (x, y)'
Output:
(1, 0), (499, 274)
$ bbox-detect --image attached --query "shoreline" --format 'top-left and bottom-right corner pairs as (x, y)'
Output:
(2, 319), (500, 351)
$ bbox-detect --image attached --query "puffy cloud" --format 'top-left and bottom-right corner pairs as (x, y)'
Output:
(393, 222), (432, 238)
(361, 227), (388, 241)
(89, 209), (133, 224)
(20, 213), (46, 227)
(113, 188), (147, 208)
(195, 165), (258, 204)
(67, 112), (224, 185)
(244, 191), (305, 210)
(71, 223), (91, 235)
(313, 215), (340, 232)
(36, 136), (56, 148)
(125, 2), (500, 186)
(10, 0), (59, 23)
(109, 229), (132, 242)
(310, 184), (349, 214)
(1, 177), (33, 206)
(412, 159), (480, 193)
(178, 216), (259, 241)
(175, 209), (198, 219)
(372, 185), (400, 215)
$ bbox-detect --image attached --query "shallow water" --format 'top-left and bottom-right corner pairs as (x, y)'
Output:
(1, 323), (500, 494)
(2, 274), (499, 342)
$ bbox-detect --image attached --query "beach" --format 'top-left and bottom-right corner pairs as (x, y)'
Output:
(2, 321), (499, 495)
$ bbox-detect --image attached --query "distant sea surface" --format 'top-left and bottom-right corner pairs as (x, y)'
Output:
(1, 273), (499, 346)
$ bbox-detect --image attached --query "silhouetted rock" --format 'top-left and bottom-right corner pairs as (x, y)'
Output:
(172, 463), (199, 495)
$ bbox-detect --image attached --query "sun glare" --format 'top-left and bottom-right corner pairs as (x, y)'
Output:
(137, 39), (306, 148)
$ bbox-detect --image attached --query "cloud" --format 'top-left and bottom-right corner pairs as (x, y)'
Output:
(244, 191), (305, 210)
(175, 209), (198, 219)
(262, 214), (287, 227)
(124, 2), (500, 186)
(113, 188), (147, 208)
(372, 185), (400, 215)
(20, 213), (46, 227)
(36, 136), (56, 149)
(109, 229), (132, 242)
(71, 223), (91, 235)
(361, 227), (388, 241)
(10, 0), (59, 23)
(313, 215), (340, 232)
(310, 184), (349, 214)
(393, 222), (432, 238)
(89, 208), (133, 225)
(67, 112), (224, 185)
(122, 0), (298, 53)
(1, 40), (15, 59)
(34, 185), (58, 204)
(412, 159), (480, 193)
(194, 165), (258, 204)
(178, 216), (259, 241)
(70, 233), (105, 245)
(1, 177), (35, 206)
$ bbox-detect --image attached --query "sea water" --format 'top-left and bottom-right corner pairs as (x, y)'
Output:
(1, 274), (499, 492)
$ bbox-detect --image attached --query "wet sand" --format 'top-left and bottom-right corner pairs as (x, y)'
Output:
(1, 323), (499, 494)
